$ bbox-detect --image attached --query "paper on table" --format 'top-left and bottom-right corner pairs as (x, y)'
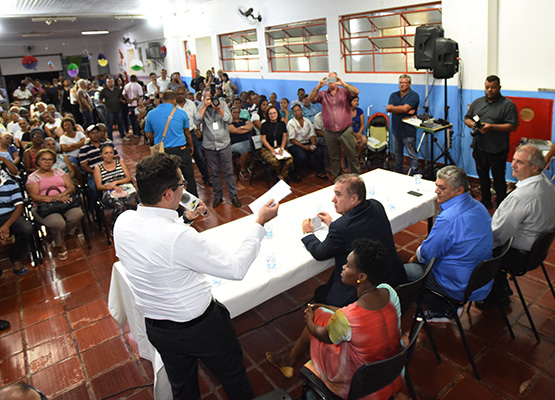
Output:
(248, 180), (292, 214)
(274, 148), (292, 160)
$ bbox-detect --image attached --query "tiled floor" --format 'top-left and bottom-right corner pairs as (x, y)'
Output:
(1, 137), (554, 399)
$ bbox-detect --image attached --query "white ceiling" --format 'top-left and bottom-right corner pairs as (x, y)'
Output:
(1, 0), (213, 42)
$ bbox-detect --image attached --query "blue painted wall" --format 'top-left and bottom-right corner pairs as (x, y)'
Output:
(231, 77), (555, 181)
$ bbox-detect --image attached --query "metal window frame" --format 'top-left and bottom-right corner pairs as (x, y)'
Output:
(265, 18), (328, 73)
(218, 29), (259, 73)
(339, 2), (442, 74)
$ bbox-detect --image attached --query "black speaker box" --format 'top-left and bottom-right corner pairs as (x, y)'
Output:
(432, 38), (459, 79)
(414, 25), (444, 70)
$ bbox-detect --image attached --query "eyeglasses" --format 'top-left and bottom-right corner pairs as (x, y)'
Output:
(40, 158), (55, 162)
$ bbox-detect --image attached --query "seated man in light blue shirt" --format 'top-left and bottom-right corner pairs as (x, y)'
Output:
(301, 94), (321, 123)
(405, 166), (493, 323)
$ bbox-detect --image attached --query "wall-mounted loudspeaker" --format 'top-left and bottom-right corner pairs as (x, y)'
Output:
(414, 25), (444, 70)
(432, 38), (459, 79)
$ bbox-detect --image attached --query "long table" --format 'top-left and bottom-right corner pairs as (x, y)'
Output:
(108, 168), (437, 399)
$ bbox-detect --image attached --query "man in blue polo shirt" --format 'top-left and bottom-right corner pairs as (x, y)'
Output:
(0, 158), (33, 276)
(404, 166), (492, 323)
(386, 74), (420, 174)
(145, 91), (198, 197)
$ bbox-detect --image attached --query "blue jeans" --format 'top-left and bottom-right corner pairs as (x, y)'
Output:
(106, 111), (126, 140)
(288, 143), (325, 175)
(393, 135), (419, 174)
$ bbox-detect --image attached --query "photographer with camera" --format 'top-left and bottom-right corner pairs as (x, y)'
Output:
(464, 75), (519, 208)
(308, 72), (360, 177)
(194, 86), (242, 208)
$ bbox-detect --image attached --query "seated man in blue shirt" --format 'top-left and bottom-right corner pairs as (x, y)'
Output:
(404, 166), (493, 323)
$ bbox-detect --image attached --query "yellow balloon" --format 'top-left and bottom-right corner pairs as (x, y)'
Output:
(98, 59), (108, 67)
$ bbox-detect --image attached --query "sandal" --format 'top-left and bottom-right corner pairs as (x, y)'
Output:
(239, 170), (249, 181)
(12, 263), (28, 276)
(266, 351), (294, 379)
(58, 250), (68, 261)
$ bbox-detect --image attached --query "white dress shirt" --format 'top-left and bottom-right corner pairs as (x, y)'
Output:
(492, 173), (555, 251)
(114, 205), (265, 322)
(287, 117), (315, 144)
(177, 99), (198, 131)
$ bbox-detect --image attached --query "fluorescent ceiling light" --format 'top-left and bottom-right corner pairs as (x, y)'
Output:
(114, 15), (147, 20)
(32, 17), (76, 22)
(21, 32), (52, 37)
(82, 30), (110, 35)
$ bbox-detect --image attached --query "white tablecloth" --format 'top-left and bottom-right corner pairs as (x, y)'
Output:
(107, 168), (437, 399)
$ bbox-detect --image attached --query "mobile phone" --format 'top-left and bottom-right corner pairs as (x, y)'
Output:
(407, 190), (423, 197)
(326, 77), (338, 83)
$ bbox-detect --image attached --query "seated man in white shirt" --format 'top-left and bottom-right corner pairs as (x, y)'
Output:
(114, 153), (279, 400)
(40, 112), (62, 138)
(479, 144), (555, 307)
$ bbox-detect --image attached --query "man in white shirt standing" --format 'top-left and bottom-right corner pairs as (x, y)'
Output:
(157, 69), (171, 92)
(480, 144), (555, 307)
(122, 75), (144, 137)
(146, 72), (160, 97)
(114, 153), (278, 400)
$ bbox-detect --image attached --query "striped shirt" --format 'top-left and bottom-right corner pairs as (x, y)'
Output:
(0, 177), (23, 217)
(99, 160), (125, 185)
(78, 140), (118, 169)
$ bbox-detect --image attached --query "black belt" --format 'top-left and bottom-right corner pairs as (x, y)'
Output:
(145, 299), (216, 329)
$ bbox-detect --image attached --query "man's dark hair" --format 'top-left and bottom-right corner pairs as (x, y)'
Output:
(335, 173), (366, 202)
(222, 73), (229, 80)
(149, 72), (156, 77)
(486, 75), (500, 85)
(162, 91), (176, 102)
(297, 88), (305, 94)
(292, 104), (302, 112)
(136, 153), (182, 205)
(61, 117), (76, 130)
(352, 238), (390, 285)
(130, 75), (138, 82)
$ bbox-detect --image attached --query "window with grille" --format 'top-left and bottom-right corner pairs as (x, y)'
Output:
(266, 19), (328, 73)
(339, 3), (441, 73)
(219, 29), (259, 72)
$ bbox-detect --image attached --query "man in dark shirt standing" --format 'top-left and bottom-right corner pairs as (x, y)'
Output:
(190, 69), (205, 93)
(99, 78), (127, 141)
(465, 75), (518, 208)
(386, 74), (420, 175)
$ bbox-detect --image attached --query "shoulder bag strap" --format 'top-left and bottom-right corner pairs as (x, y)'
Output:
(161, 107), (177, 144)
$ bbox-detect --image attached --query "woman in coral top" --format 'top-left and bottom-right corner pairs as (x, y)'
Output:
(269, 238), (402, 399)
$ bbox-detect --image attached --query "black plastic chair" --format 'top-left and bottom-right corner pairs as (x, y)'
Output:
(502, 230), (555, 343)
(426, 238), (513, 380)
(395, 257), (441, 365)
(300, 320), (425, 400)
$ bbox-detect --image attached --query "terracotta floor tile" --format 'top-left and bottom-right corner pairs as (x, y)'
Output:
(239, 325), (290, 364)
(125, 388), (155, 400)
(87, 249), (118, 269)
(62, 283), (104, 311)
(404, 221), (429, 237)
(477, 349), (536, 398)
(51, 383), (92, 400)
(18, 269), (55, 293)
(0, 295), (20, 315)
(90, 360), (149, 399)
(247, 367), (276, 397)
(99, 277), (112, 297)
(25, 314), (70, 348)
(442, 376), (505, 400)
(286, 276), (324, 305)
(21, 283), (60, 309)
(493, 324), (555, 370)
(54, 259), (89, 280)
(74, 316), (121, 352)
(140, 357), (155, 382)
(23, 297), (64, 327)
(516, 304), (555, 339)
(255, 293), (298, 322)
(406, 347), (460, 399)
(537, 289), (555, 309)
(31, 356), (85, 397)
(393, 230), (419, 247)
(0, 352), (26, 385)
(512, 276), (548, 303)
(67, 297), (110, 329)
(233, 310), (265, 336)
(272, 308), (308, 342)
(92, 259), (114, 281)
(27, 334), (77, 373)
(0, 280), (18, 300)
(81, 336), (132, 378)
(1, 311), (22, 337)
(57, 271), (96, 296)
(0, 330), (23, 359)
(524, 375), (555, 399)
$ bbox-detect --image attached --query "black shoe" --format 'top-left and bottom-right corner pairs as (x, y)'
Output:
(475, 296), (511, 310)
(231, 197), (242, 208)
(0, 319), (10, 331)
(212, 197), (223, 208)
(203, 178), (213, 187)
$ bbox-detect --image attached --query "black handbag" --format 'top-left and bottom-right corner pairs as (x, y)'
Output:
(37, 186), (81, 218)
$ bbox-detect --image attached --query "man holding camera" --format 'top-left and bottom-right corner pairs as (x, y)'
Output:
(194, 88), (241, 208)
(308, 72), (360, 177)
(465, 75), (518, 208)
